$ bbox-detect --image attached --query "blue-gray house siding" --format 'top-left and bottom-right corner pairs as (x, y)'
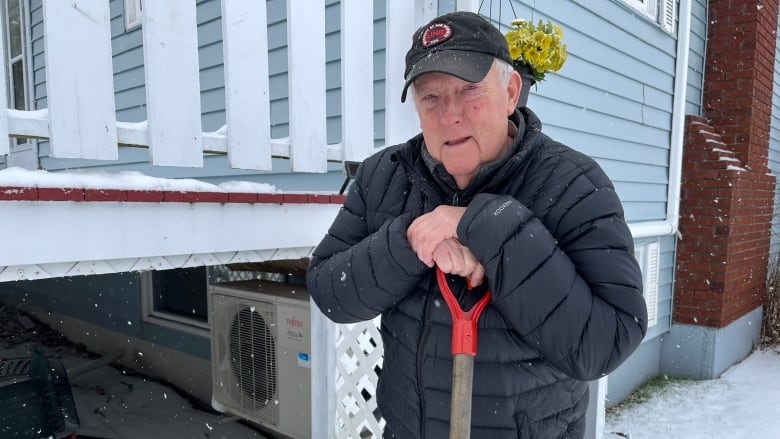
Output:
(769, 17), (780, 266)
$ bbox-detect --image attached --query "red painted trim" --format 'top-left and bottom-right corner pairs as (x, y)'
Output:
(38, 187), (85, 201)
(0, 186), (345, 205)
(0, 187), (37, 200)
(126, 190), (165, 202)
(84, 189), (126, 202)
(257, 193), (284, 204)
(227, 192), (259, 203)
(282, 193), (308, 204)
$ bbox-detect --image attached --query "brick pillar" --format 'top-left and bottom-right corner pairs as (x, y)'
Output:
(704, 0), (778, 170)
(674, 0), (778, 328)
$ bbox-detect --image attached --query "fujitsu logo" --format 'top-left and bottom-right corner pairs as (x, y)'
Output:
(287, 316), (304, 328)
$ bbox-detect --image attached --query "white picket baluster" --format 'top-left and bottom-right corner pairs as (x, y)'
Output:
(287, 1), (327, 172)
(0, 16), (7, 156)
(141, 1), (203, 167)
(221, 1), (272, 171)
(341, 0), (374, 162)
(42, 0), (117, 160)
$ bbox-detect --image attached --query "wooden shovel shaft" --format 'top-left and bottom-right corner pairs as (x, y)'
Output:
(450, 353), (475, 439)
(436, 267), (490, 439)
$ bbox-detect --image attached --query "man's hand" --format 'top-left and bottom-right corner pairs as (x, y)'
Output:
(407, 206), (485, 287)
(407, 205), (466, 266)
(431, 238), (485, 287)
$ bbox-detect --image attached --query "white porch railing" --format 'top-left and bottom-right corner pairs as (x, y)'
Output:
(0, 0), (430, 171)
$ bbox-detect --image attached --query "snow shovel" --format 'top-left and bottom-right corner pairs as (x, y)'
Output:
(436, 266), (491, 439)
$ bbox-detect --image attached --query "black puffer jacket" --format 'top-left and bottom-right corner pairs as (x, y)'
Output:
(307, 108), (647, 439)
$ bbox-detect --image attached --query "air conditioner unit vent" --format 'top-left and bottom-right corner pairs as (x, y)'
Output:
(228, 302), (278, 419)
(209, 280), (311, 439)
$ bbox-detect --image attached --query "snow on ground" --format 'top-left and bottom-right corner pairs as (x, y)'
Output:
(605, 347), (780, 439)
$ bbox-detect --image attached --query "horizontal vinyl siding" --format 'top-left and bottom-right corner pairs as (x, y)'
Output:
(768, 16), (780, 263)
(686, 0), (707, 116)
(110, 0), (145, 123)
(267, 0), (288, 140)
(478, 0), (678, 224)
(29, 0), (43, 109)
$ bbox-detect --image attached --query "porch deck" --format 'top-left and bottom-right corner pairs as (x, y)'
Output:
(0, 178), (342, 281)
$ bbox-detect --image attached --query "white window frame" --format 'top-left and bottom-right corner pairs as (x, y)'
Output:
(624, 0), (657, 20)
(140, 270), (210, 337)
(622, 0), (676, 33)
(124, 0), (142, 31)
(1, 0), (33, 151)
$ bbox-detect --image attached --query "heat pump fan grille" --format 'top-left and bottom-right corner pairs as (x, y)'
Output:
(215, 295), (279, 424)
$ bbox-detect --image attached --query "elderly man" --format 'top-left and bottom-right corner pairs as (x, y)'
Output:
(307, 11), (647, 439)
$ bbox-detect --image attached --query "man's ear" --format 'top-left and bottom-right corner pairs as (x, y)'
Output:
(506, 70), (522, 113)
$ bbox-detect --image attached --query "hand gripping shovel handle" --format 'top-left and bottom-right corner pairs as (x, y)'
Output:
(436, 267), (491, 439)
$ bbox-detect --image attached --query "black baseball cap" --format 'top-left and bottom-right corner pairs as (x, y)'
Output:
(401, 11), (512, 102)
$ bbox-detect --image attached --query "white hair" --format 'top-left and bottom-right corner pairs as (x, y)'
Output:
(495, 58), (514, 88)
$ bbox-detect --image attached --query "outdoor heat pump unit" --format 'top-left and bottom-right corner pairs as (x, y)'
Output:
(208, 280), (312, 439)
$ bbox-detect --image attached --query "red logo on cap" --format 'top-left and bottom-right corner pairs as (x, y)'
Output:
(421, 23), (452, 47)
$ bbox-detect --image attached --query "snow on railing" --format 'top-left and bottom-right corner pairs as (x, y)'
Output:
(0, 0), (425, 172)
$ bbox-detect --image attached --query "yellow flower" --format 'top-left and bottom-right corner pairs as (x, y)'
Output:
(509, 45), (522, 60)
(504, 18), (568, 82)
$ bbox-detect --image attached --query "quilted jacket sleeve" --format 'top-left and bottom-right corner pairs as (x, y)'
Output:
(306, 151), (429, 323)
(456, 151), (648, 381)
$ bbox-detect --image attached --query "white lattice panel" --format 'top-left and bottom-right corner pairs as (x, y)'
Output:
(335, 317), (385, 438)
(0, 248), (315, 282)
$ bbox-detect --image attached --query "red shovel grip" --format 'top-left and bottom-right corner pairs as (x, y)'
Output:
(436, 267), (491, 356)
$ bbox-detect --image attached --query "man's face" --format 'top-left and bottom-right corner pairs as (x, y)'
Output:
(412, 62), (520, 189)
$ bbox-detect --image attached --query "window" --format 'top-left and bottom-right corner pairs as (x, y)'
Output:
(124, 0), (142, 30)
(2, 0), (30, 148)
(623, 0), (676, 33)
(141, 267), (210, 336)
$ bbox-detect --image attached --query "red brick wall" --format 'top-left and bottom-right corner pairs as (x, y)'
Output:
(674, 0), (779, 328)
(675, 117), (774, 327)
(703, 0), (778, 170)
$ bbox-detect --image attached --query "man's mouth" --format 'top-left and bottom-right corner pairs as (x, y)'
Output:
(445, 137), (470, 146)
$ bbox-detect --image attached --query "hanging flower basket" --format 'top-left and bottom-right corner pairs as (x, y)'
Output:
(505, 18), (568, 107)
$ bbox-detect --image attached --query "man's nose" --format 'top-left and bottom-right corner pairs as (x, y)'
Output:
(440, 96), (464, 124)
